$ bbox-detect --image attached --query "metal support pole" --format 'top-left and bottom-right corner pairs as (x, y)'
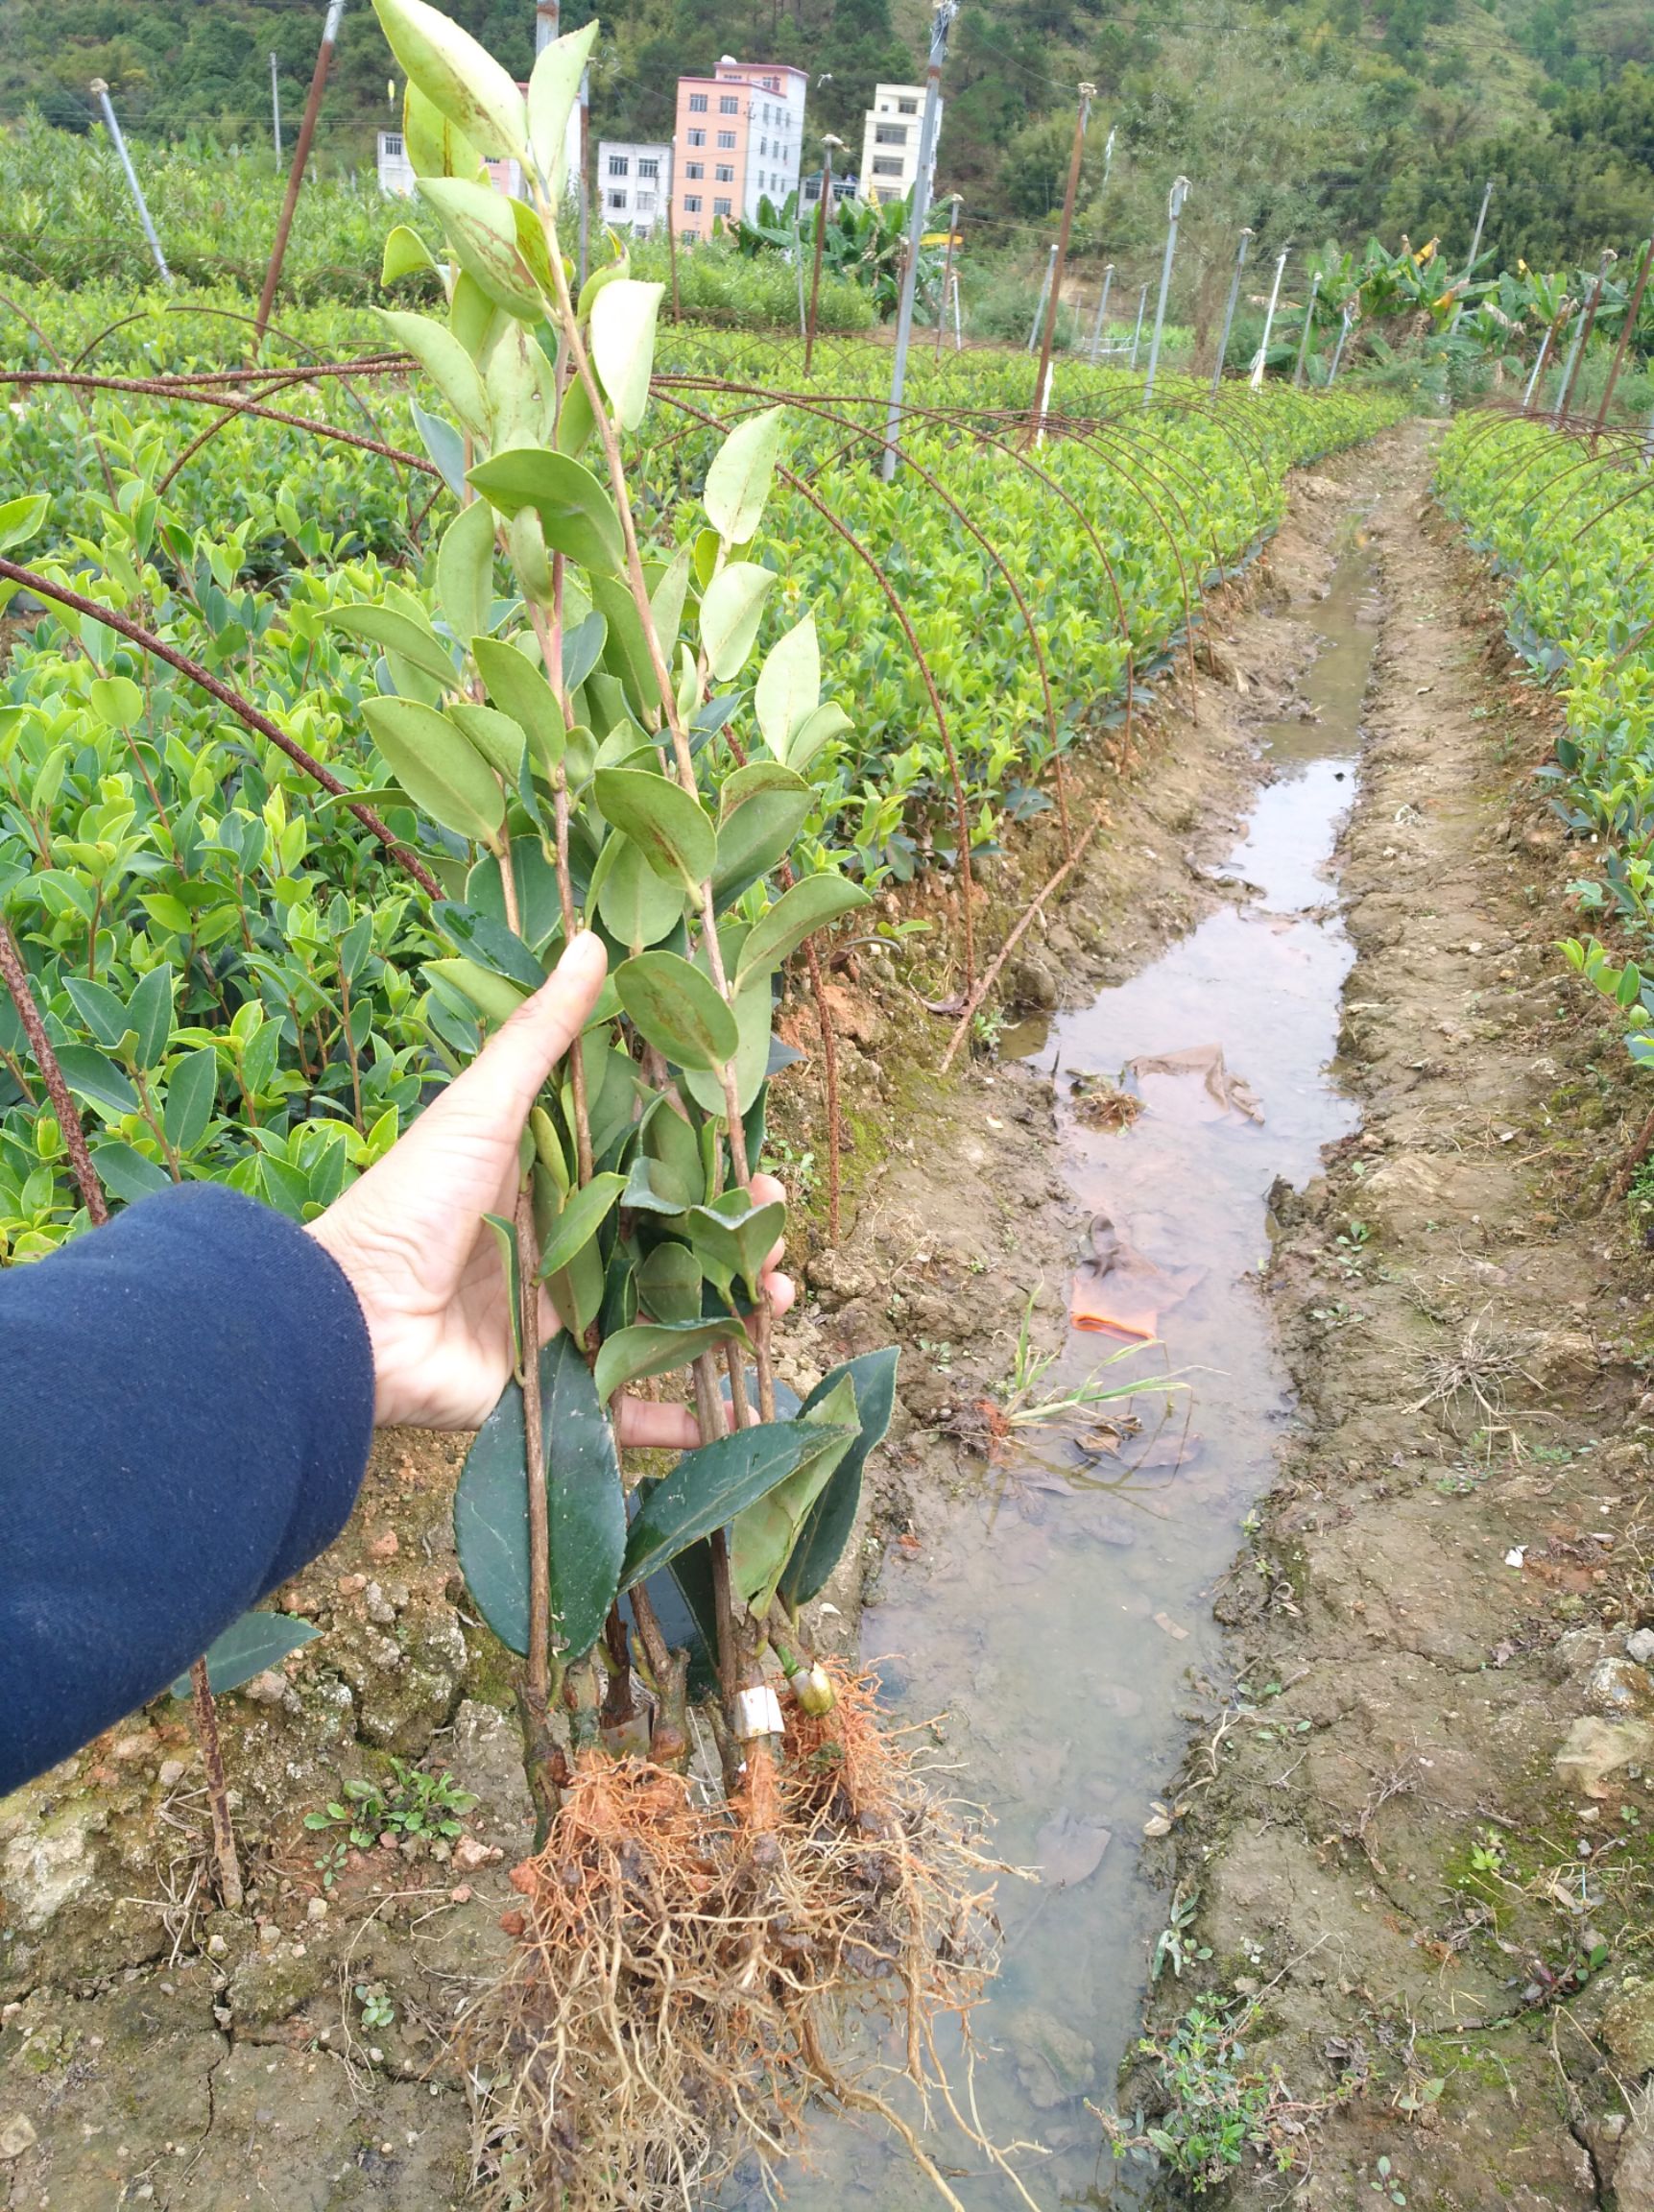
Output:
(1031, 82), (1096, 437)
(952, 264), (963, 349)
(1128, 282), (1147, 369)
(880, 0), (955, 484)
(803, 136), (840, 376)
(795, 220), (806, 336)
(1594, 233), (1654, 437)
(1555, 249), (1616, 423)
(1522, 315), (1557, 412)
(536, 0), (559, 50)
(1251, 248), (1288, 388)
(1292, 268), (1322, 388)
(934, 195), (961, 361)
(1089, 262), (1115, 363)
(90, 80), (171, 285)
(1026, 243), (1058, 353)
(1450, 177), (1494, 331)
(577, 69), (589, 286)
(254, 0), (346, 345)
(666, 196), (681, 321)
(270, 54), (283, 163)
(1327, 300), (1354, 385)
(1142, 172), (1189, 407)
(1211, 225), (1253, 396)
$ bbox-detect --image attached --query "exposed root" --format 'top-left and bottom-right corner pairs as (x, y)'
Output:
(459, 1662), (1012, 2212)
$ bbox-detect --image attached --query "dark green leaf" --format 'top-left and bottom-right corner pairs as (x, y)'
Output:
(593, 1316), (747, 1405)
(363, 697), (505, 846)
(169, 1611), (320, 1699)
(541, 1331), (625, 1658)
(436, 496), (496, 648)
(778, 1347), (900, 1606)
(126, 963), (174, 1072)
(91, 1140), (172, 1202)
(621, 1418), (854, 1589)
(54, 1043), (138, 1116)
(635, 1240), (703, 1324)
(467, 448), (625, 575)
(432, 900), (547, 992)
(163, 1045), (217, 1154)
(62, 974), (132, 1052)
(471, 635), (567, 779)
(454, 1367), (534, 1655)
(324, 602), (456, 685)
(425, 955), (530, 1026)
(593, 831), (687, 950)
(614, 950), (738, 1071)
(482, 1210), (523, 1372)
(684, 1191), (785, 1300)
(731, 1375), (859, 1611)
(737, 876), (871, 983)
(712, 764), (813, 904)
(593, 767), (716, 890)
(536, 1171), (626, 1279)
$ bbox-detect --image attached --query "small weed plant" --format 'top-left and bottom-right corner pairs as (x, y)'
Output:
(304, 1759), (477, 1886)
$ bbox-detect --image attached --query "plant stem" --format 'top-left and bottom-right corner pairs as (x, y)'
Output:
(515, 1188), (551, 1711)
(189, 1659), (244, 1911)
(0, 919), (108, 1225)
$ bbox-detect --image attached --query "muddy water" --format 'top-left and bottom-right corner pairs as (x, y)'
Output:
(786, 540), (1381, 2211)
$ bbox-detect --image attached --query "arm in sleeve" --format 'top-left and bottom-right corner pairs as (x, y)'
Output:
(0, 1183), (374, 1793)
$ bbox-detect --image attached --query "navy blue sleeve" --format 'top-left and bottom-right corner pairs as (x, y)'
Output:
(0, 1184), (375, 1792)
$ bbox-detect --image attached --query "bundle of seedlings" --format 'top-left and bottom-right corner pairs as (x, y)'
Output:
(344, 3), (1012, 2200)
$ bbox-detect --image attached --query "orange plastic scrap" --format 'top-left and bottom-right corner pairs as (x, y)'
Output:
(1069, 1279), (1158, 1340)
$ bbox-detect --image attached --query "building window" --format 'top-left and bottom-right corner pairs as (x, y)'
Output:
(608, 155), (629, 176)
(719, 93), (738, 113)
(898, 98), (918, 113)
(382, 132), (404, 157)
(875, 123), (907, 145)
(875, 187), (897, 204)
(688, 92), (707, 111)
(638, 157), (658, 179)
(716, 131), (735, 149)
(713, 196), (731, 215)
(711, 162), (731, 181)
(687, 129), (706, 146)
(608, 189), (627, 208)
(683, 194), (702, 213)
(635, 191), (654, 212)
(872, 156), (903, 177)
(762, 75), (779, 90)
(683, 161), (702, 179)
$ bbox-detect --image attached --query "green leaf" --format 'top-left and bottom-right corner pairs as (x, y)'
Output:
(564, 609), (608, 695)
(381, 223), (439, 283)
(472, 634), (567, 776)
(535, 1166), (608, 1336)
(451, 703), (533, 786)
(778, 1347), (900, 1606)
(649, 545), (693, 661)
(371, 0), (527, 161)
(90, 1140), (172, 1201)
(593, 831), (687, 950)
(63, 974), (132, 1052)
(557, 372), (598, 459)
(436, 496), (496, 648)
(640, 1095), (704, 1206)
(466, 837), (564, 952)
(712, 764), (813, 903)
(593, 1316), (747, 1406)
(163, 1045), (217, 1154)
(736, 875), (870, 983)
(363, 696), (505, 846)
(527, 20), (598, 184)
(376, 306), (490, 436)
(699, 562), (777, 683)
(703, 408), (783, 545)
(419, 176), (543, 318)
(426, 955), (530, 1026)
(0, 493), (49, 557)
(402, 79), (486, 181)
(89, 674), (145, 731)
(753, 613), (820, 757)
(683, 969), (772, 1118)
(589, 280), (664, 431)
(54, 1043), (138, 1117)
(543, 1330), (626, 1658)
(454, 1369), (533, 1655)
(588, 574), (658, 722)
(324, 601), (456, 685)
(537, 1171), (626, 1279)
(784, 700), (853, 777)
(126, 963), (175, 1072)
(169, 1611), (320, 1699)
(432, 900), (546, 992)
(621, 1417), (854, 1590)
(593, 767), (715, 892)
(467, 448), (625, 576)
(684, 1190), (785, 1300)
(614, 950), (738, 1071)
(731, 1376), (859, 1612)
(482, 1209), (523, 1372)
(635, 1240), (703, 1325)
(620, 1155), (689, 1217)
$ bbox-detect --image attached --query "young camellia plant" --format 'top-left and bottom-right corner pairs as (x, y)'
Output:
(351, 2), (999, 2200)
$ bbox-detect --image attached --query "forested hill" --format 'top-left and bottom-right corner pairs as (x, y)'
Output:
(2, 0), (1651, 266)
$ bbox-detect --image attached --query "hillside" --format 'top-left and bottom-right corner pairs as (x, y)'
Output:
(1, 0), (1650, 270)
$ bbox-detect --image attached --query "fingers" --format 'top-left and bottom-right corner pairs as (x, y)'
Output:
(766, 1270), (796, 1321)
(749, 1172), (792, 1317)
(443, 931), (609, 1140)
(614, 1394), (703, 1451)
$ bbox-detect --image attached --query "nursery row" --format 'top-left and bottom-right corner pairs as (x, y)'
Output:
(1435, 411), (1654, 1067)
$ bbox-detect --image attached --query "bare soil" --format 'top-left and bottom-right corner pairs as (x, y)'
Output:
(12, 421), (1632, 2210)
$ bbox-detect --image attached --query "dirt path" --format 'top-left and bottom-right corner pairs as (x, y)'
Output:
(1132, 424), (1654, 2208)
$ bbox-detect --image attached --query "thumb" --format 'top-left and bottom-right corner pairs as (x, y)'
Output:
(446, 930), (609, 1134)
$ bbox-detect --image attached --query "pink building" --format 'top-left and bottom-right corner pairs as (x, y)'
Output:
(672, 59), (806, 244)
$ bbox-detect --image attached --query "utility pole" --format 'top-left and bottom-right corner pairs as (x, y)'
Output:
(933, 194), (961, 361)
(1555, 248), (1616, 422)
(1594, 232), (1654, 437)
(803, 135), (842, 375)
(1250, 247), (1288, 388)
(255, 0), (346, 346)
(1128, 282), (1147, 368)
(1291, 267), (1322, 387)
(1025, 243), (1057, 352)
(1211, 226), (1253, 396)
(1029, 81), (1095, 436)
(1089, 263), (1114, 362)
(1141, 172), (1188, 406)
(1449, 177), (1494, 331)
(270, 54), (283, 163)
(536, 0), (558, 49)
(90, 80), (172, 285)
(880, 0), (955, 484)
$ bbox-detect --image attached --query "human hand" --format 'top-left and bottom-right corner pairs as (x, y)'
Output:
(308, 930), (795, 1431)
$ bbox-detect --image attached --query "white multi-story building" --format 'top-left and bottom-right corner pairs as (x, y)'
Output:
(596, 140), (673, 237)
(859, 83), (940, 205)
(377, 132), (526, 199)
(672, 59), (806, 243)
